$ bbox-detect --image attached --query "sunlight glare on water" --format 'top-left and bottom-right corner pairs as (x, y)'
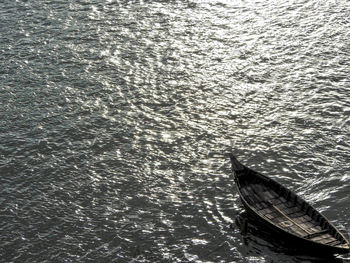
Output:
(1, 0), (350, 262)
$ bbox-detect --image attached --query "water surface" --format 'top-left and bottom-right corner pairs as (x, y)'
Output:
(1, 0), (350, 262)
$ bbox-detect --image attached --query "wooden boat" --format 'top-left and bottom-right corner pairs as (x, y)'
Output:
(230, 154), (350, 255)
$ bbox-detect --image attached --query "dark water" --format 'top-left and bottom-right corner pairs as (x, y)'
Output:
(1, 0), (350, 262)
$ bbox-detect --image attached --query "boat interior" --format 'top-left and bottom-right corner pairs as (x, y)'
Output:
(237, 169), (349, 249)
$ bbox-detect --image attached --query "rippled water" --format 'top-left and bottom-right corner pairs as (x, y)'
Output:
(1, 0), (350, 262)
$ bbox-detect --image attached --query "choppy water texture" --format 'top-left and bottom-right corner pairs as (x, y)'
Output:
(1, 0), (350, 262)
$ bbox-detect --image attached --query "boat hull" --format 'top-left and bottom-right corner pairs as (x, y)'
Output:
(239, 192), (348, 255)
(230, 154), (350, 255)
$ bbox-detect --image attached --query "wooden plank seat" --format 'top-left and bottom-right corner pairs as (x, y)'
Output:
(303, 229), (329, 239)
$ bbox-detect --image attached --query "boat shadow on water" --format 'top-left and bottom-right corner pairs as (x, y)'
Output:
(234, 212), (347, 263)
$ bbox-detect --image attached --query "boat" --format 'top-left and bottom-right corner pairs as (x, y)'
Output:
(234, 212), (345, 262)
(229, 154), (350, 255)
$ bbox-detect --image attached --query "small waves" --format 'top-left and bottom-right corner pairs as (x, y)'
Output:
(1, 0), (350, 262)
